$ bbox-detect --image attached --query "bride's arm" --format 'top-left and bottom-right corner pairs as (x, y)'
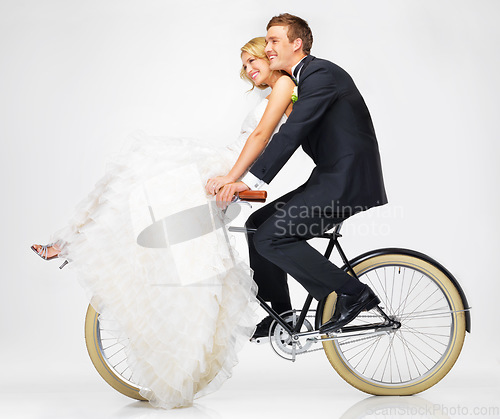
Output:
(206, 76), (295, 194)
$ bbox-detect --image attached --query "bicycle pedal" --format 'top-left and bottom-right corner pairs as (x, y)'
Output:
(250, 336), (269, 345)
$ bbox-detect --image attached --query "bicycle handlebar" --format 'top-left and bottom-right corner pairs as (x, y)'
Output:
(238, 190), (267, 202)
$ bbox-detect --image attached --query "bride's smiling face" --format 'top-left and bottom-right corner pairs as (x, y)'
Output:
(241, 52), (272, 86)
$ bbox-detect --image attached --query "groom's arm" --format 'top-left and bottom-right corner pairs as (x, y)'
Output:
(243, 61), (338, 186)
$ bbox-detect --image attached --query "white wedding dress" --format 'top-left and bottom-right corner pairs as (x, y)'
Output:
(52, 99), (287, 409)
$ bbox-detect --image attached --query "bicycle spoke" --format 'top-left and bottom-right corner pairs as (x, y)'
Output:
(390, 268), (396, 318)
(397, 329), (424, 377)
(120, 365), (131, 377)
(112, 356), (128, 369)
(394, 273), (425, 316)
(106, 345), (126, 359)
(396, 280), (435, 318)
(395, 330), (439, 366)
(373, 270), (395, 314)
(396, 267), (407, 318)
(392, 338), (403, 383)
(103, 338), (129, 351)
(402, 288), (442, 319)
(408, 325), (452, 329)
(400, 307), (454, 321)
(371, 335), (393, 380)
(399, 269), (416, 318)
(342, 336), (383, 369)
(361, 336), (383, 376)
(400, 329), (416, 381)
(382, 336), (394, 383)
(400, 324), (449, 355)
(400, 327), (451, 339)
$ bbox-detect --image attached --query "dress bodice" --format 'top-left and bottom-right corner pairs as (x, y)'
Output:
(226, 99), (288, 154)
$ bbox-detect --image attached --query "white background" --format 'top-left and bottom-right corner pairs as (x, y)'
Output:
(1, 0), (499, 418)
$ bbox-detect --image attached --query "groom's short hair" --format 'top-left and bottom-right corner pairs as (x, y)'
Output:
(267, 13), (313, 54)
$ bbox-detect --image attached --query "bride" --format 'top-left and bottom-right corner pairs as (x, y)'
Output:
(31, 37), (295, 409)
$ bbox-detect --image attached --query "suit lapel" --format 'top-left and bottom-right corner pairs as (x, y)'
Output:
(297, 55), (315, 83)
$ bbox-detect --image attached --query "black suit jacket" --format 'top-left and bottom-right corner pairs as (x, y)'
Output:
(249, 55), (387, 216)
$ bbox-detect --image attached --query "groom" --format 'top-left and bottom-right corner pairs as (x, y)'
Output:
(224, 13), (387, 337)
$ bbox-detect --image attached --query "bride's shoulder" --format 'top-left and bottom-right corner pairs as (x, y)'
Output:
(266, 75), (295, 102)
(274, 74), (295, 89)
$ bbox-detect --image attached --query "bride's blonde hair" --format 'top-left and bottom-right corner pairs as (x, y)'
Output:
(240, 37), (274, 91)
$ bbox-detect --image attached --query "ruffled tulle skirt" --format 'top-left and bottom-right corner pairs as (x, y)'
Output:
(53, 131), (258, 408)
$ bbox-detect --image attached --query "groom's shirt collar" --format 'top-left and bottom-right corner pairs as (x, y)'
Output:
(291, 56), (307, 84)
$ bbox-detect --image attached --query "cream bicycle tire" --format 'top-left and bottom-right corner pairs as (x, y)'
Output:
(321, 252), (467, 395)
(84, 304), (146, 401)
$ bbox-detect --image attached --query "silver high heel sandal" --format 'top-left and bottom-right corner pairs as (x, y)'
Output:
(31, 244), (69, 269)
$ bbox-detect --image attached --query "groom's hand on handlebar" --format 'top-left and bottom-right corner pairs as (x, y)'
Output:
(216, 181), (250, 209)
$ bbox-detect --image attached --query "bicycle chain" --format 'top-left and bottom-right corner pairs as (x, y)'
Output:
(293, 329), (388, 356)
(286, 313), (388, 356)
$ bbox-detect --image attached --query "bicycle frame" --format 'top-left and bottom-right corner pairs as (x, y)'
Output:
(85, 193), (470, 397)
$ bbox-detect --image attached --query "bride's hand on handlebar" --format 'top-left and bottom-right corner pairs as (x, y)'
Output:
(205, 175), (235, 195)
(216, 181), (250, 209)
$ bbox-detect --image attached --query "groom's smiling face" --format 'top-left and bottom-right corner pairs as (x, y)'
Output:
(265, 25), (296, 73)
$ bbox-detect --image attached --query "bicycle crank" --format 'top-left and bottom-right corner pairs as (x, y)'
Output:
(269, 313), (315, 361)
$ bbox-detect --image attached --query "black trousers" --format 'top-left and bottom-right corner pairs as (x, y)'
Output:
(245, 185), (354, 305)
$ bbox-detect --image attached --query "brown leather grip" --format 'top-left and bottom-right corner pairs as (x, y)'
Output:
(239, 190), (267, 201)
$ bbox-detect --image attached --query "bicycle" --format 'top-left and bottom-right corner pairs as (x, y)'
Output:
(84, 191), (470, 399)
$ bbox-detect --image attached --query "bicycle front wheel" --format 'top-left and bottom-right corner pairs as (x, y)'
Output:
(84, 304), (146, 401)
(320, 250), (467, 395)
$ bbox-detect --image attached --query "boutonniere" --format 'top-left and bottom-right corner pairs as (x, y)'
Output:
(291, 86), (298, 104)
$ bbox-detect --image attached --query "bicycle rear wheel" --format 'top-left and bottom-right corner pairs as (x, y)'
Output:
(84, 304), (146, 401)
(320, 250), (467, 395)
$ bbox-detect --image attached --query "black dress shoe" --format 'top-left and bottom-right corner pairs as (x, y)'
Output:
(319, 285), (380, 333)
(251, 315), (295, 340)
(251, 315), (275, 339)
